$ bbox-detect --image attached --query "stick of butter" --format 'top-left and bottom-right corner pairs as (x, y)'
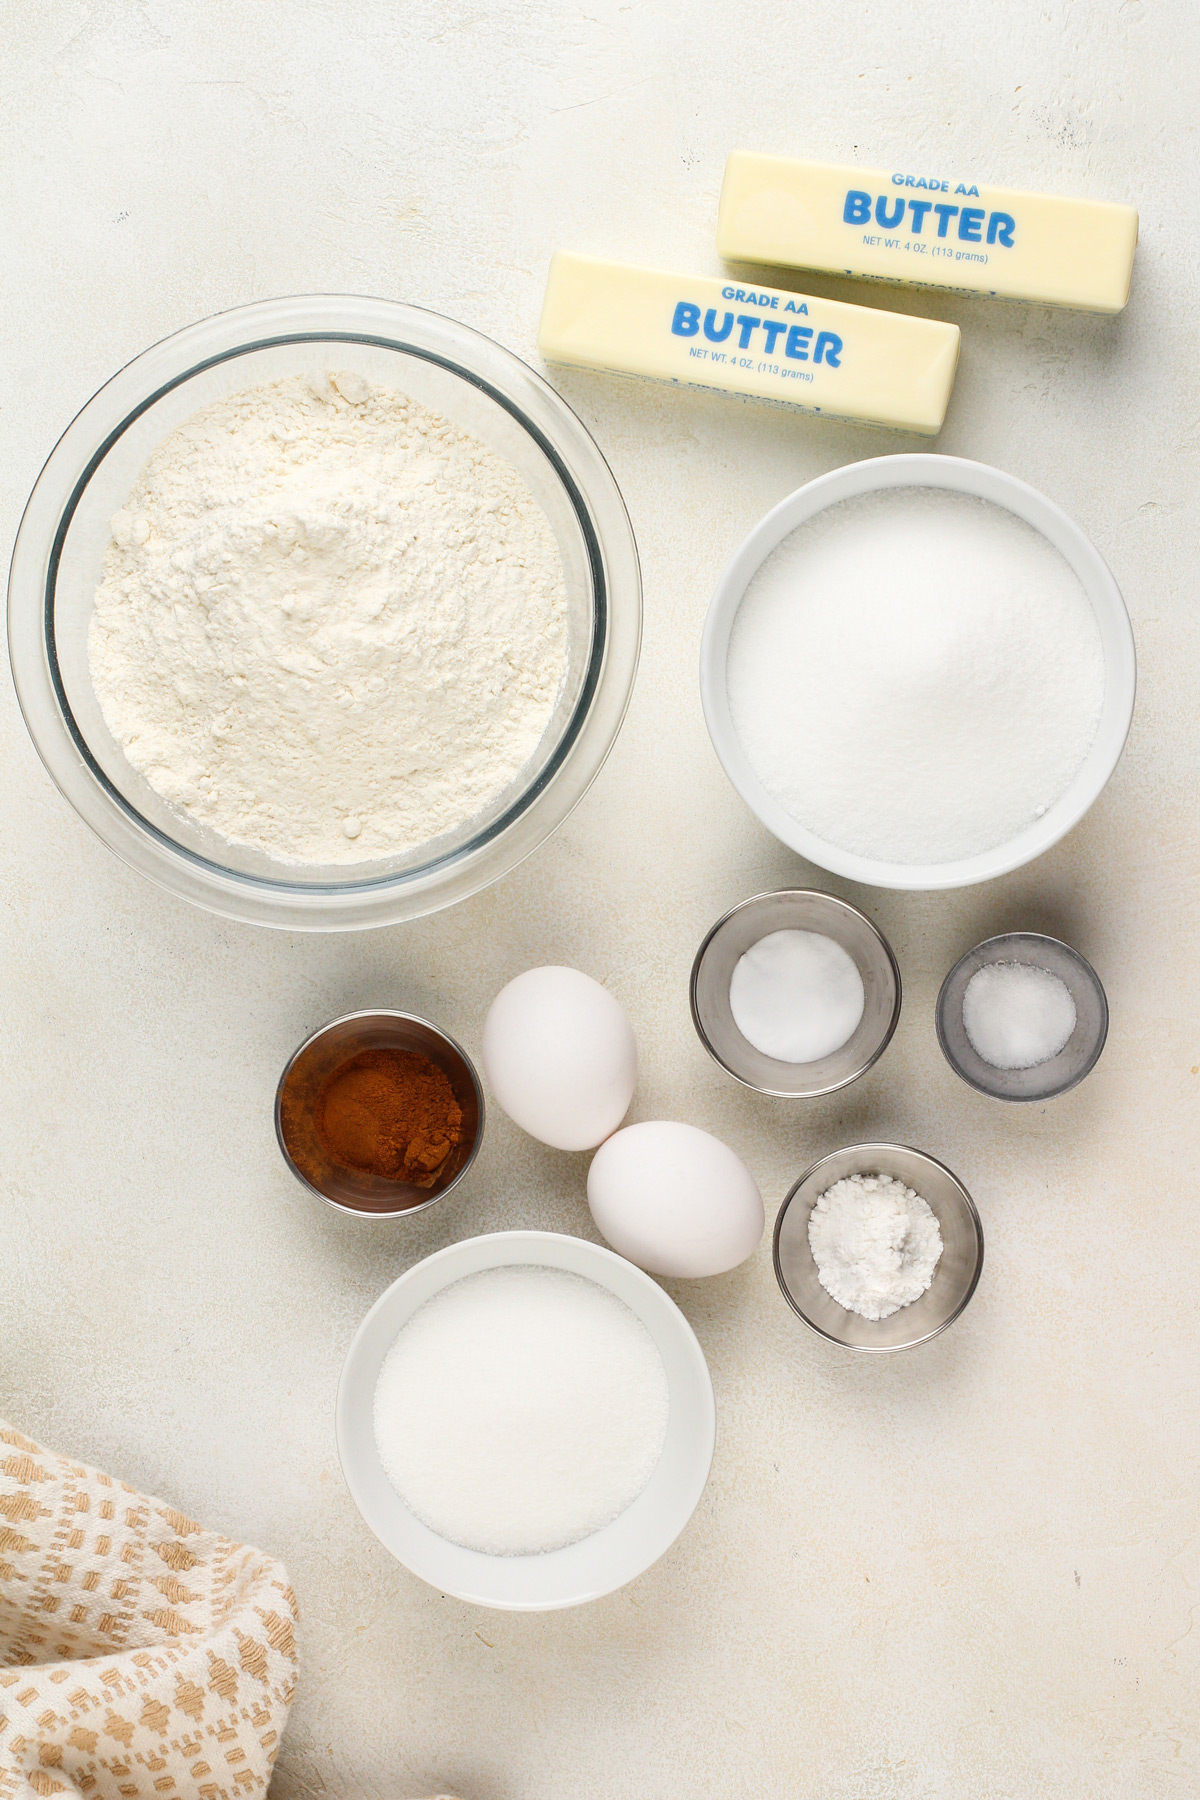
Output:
(537, 253), (960, 436)
(717, 151), (1138, 314)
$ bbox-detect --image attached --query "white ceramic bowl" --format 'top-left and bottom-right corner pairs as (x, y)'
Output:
(336, 1230), (716, 1611)
(700, 453), (1136, 891)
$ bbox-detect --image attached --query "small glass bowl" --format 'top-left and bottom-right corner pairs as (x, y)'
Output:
(936, 932), (1108, 1102)
(773, 1142), (984, 1353)
(275, 1010), (484, 1218)
(689, 890), (901, 1098)
(8, 295), (641, 930)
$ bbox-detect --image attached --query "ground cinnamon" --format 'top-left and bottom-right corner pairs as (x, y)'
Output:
(314, 1048), (464, 1186)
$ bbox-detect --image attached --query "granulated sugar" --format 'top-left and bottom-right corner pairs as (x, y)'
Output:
(808, 1171), (942, 1320)
(726, 488), (1105, 865)
(373, 1266), (670, 1556)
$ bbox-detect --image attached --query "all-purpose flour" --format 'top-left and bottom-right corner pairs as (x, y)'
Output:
(726, 488), (1106, 866)
(88, 372), (568, 864)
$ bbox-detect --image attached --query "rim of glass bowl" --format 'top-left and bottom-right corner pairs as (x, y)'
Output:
(8, 294), (642, 930)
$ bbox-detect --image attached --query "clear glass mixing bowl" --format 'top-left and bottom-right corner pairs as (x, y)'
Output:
(8, 295), (641, 929)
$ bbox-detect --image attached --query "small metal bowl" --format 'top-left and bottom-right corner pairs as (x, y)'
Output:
(936, 932), (1108, 1103)
(774, 1143), (984, 1352)
(690, 890), (901, 1098)
(275, 1010), (484, 1218)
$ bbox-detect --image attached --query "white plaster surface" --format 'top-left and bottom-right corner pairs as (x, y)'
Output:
(1, 5), (1198, 1796)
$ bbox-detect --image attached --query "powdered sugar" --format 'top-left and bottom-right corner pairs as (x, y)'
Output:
(726, 488), (1105, 866)
(808, 1171), (943, 1320)
(373, 1266), (670, 1556)
(88, 372), (568, 864)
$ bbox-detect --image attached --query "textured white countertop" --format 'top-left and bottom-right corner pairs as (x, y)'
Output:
(3, 5), (1198, 1796)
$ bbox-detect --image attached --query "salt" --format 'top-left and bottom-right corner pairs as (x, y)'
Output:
(962, 960), (1077, 1070)
(808, 1172), (943, 1321)
(372, 1266), (670, 1556)
(729, 929), (864, 1063)
(726, 488), (1105, 866)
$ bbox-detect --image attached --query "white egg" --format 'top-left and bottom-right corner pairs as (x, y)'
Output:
(481, 966), (637, 1152)
(587, 1121), (764, 1278)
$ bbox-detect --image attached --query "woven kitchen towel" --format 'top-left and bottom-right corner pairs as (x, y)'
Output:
(0, 1422), (298, 1800)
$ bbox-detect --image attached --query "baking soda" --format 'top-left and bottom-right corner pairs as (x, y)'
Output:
(373, 1266), (670, 1556)
(729, 929), (864, 1063)
(726, 488), (1105, 866)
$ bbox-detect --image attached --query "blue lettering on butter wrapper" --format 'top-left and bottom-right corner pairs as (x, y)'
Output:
(671, 303), (841, 371)
(845, 189), (1015, 247)
(891, 172), (979, 196)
